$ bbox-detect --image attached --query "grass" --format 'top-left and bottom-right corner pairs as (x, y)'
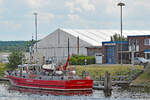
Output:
(0, 63), (11, 77)
(75, 65), (143, 80)
(131, 63), (150, 86)
(132, 73), (150, 86)
(132, 72), (150, 86)
(0, 63), (144, 80)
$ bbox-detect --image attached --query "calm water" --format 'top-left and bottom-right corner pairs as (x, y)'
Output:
(0, 82), (150, 100)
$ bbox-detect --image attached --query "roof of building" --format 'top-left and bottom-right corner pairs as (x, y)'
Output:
(128, 35), (150, 37)
(102, 41), (128, 44)
(60, 29), (150, 46)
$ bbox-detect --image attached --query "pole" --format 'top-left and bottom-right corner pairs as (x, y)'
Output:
(34, 12), (38, 63)
(30, 33), (34, 64)
(68, 38), (70, 57)
(120, 5), (123, 65)
(118, 2), (125, 65)
(131, 43), (134, 71)
(131, 49), (134, 71)
(77, 36), (79, 55)
(34, 12), (38, 52)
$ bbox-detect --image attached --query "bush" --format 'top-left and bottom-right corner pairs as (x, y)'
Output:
(6, 51), (23, 69)
(69, 55), (95, 65)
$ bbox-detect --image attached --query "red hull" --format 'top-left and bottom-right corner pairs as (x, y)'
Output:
(7, 75), (93, 91)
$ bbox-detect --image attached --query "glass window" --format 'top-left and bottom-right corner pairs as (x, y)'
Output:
(147, 53), (150, 59)
(129, 39), (131, 46)
(144, 39), (150, 45)
(136, 39), (139, 45)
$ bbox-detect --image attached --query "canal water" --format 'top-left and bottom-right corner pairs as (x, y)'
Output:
(0, 82), (150, 100)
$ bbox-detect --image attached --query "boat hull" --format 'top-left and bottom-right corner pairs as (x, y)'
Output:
(6, 75), (93, 91)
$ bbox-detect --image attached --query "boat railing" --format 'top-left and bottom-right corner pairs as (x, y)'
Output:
(34, 75), (81, 80)
(8, 70), (81, 80)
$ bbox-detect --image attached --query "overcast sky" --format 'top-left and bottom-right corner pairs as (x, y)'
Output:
(0, 0), (150, 41)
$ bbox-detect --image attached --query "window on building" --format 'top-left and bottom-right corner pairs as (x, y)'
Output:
(129, 39), (131, 46)
(129, 39), (136, 46)
(144, 39), (150, 45)
(136, 39), (139, 45)
(118, 44), (128, 51)
(147, 53), (150, 59)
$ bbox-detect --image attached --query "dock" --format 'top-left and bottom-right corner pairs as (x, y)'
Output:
(0, 76), (9, 81)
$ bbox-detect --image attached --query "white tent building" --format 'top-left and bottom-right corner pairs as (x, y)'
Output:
(33, 28), (150, 63)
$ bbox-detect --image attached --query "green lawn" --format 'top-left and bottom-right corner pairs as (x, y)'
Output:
(75, 65), (143, 80)
(0, 63), (143, 80)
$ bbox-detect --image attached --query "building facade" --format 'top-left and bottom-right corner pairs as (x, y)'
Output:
(32, 28), (150, 64)
(128, 35), (150, 59)
(102, 35), (150, 64)
(102, 41), (129, 64)
(33, 28), (103, 63)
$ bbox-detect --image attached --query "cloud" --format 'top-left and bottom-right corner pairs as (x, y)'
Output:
(0, 0), (150, 41)
(26, 11), (55, 24)
(0, 21), (22, 30)
(65, 0), (95, 13)
(0, 0), (3, 4)
(67, 14), (92, 28)
(0, 0), (3, 14)
(68, 14), (80, 21)
(65, 2), (82, 13)
(25, 0), (49, 9)
(38, 12), (55, 23)
(75, 0), (95, 11)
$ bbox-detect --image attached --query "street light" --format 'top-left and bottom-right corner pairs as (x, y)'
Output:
(118, 2), (125, 65)
(33, 12), (38, 52)
(33, 12), (38, 63)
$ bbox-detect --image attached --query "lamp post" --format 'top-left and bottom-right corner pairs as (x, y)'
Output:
(34, 12), (38, 63)
(34, 12), (38, 52)
(118, 2), (125, 65)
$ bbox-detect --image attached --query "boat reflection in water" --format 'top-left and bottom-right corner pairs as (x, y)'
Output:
(8, 86), (93, 96)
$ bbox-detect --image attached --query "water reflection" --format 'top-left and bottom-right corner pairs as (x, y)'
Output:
(103, 90), (112, 97)
(8, 86), (93, 96)
(1, 82), (150, 100)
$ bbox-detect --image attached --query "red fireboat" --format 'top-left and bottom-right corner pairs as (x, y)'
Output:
(5, 56), (93, 91)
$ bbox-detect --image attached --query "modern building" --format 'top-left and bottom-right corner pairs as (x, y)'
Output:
(33, 28), (108, 63)
(102, 35), (150, 64)
(33, 28), (150, 64)
(128, 35), (150, 59)
(102, 41), (129, 64)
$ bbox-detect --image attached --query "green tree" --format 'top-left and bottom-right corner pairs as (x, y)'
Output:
(110, 33), (127, 41)
(7, 52), (23, 69)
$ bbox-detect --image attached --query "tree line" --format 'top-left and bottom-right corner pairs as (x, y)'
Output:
(0, 41), (33, 52)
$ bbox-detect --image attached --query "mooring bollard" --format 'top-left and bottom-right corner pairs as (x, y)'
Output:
(104, 71), (112, 90)
(104, 71), (112, 97)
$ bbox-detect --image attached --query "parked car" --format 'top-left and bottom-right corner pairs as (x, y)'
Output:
(134, 57), (149, 65)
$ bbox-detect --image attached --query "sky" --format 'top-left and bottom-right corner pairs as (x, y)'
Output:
(0, 0), (150, 41)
